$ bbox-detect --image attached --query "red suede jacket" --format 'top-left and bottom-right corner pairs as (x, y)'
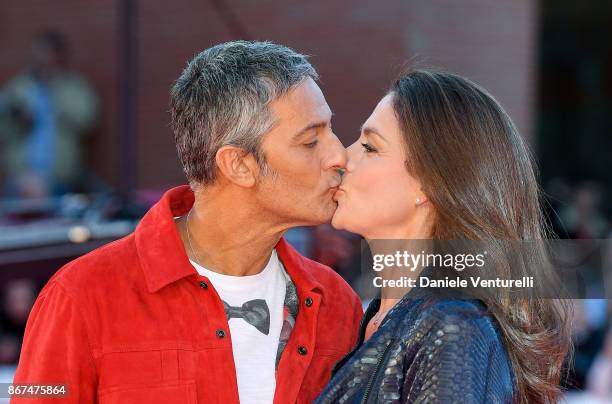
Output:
(12, 186), (363, 403)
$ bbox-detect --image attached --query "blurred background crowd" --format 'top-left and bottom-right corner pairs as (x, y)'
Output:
(0, 0), (610, 402)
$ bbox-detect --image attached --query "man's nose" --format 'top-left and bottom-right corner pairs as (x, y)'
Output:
(325, 133), (348, 171)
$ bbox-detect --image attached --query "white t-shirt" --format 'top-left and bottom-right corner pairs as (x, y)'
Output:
(190, 249), (288, 404)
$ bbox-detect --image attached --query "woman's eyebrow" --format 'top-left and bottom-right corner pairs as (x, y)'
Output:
(361, 125), (388, 144)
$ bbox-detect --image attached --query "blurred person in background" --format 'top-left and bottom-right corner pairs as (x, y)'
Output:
(571, 298), (609, 389)
(561, 181), (610, 239)
(310, 225), (371, 307)
(587, 325), (612, 399)
(583, 235), (612, 397)
(0, 30), (98, 199)
(0, 279), (37, 365)
(311, 224), (360, 285)
(559, 181), (610, 390)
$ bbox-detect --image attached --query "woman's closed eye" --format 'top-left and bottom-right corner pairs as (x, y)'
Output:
(361, 142), (377, 153)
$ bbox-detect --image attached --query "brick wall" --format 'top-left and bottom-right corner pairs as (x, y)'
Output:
(0, 0), (537, 191)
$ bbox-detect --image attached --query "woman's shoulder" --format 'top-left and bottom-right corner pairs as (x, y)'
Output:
(398, 297), (507, 351)
(398, 298), (515, 395)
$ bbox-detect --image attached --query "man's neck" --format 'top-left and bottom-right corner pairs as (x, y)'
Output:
(176, 188), (288, 277)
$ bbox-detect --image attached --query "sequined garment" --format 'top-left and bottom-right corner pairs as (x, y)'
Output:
(315, 287), (514, 403)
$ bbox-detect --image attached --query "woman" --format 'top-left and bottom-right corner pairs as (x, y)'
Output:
(315, 70), (571, 403)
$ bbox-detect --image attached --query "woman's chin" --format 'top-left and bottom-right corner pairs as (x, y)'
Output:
(331, 208), (365, 236)
(330, 210), (345, 230)
(331, 204), (351, 232)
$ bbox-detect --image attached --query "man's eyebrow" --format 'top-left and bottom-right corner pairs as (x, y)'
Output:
(361, 125), (388, 143)
(292, 114), (334, 140)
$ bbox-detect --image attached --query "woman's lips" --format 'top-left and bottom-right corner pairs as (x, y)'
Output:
(332, 187), (345, 201)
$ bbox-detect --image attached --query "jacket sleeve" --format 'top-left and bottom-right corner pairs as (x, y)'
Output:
(350, 293), (364, 348)
(11, 280), (98, 403)
(402, 307), (514, 403)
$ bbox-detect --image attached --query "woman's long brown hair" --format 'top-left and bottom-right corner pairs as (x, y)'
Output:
(390, 69), (572, 403)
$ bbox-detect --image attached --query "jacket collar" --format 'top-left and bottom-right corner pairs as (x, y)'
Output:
(135, 185), (324, 300)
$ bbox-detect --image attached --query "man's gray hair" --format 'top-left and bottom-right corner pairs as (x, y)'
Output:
(170, 40), (319, 188)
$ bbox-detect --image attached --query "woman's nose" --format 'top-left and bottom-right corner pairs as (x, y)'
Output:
(344, 141), (361, 172)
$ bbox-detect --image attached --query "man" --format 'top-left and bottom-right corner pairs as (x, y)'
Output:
(0, 30), (98, 198)
(12, 41), (363, 403)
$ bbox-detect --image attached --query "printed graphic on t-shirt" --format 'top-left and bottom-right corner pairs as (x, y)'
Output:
(223, 299), (271, 335)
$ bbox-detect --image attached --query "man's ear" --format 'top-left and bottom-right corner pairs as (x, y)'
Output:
(215, 146), (258, 187)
